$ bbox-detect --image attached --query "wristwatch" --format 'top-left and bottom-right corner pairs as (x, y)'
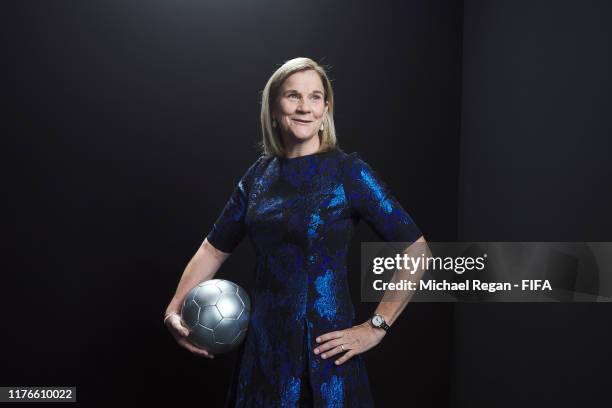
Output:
(370, 313), (390, 331)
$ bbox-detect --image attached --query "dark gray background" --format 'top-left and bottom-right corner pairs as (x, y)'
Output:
(454, 1), (611, 406)
(2, 0), (610, 406)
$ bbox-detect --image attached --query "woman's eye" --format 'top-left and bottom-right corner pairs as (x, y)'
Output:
(288, 94), (299, 100)
(311, 95), (322, 101)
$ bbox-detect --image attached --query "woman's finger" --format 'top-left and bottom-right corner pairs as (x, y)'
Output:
(165, 314), (190, 337)
(177, 337), (215, 359)
(314, 338), (344, 355)
(171, 318), (190, 337)
(315, 330), (344, 344)
(171, 328), (215, 359)
(320, 344), (348, 360)
(334, 349), (356, 366)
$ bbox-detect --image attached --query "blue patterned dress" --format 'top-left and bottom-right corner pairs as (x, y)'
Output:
(205, 147), (422, 407)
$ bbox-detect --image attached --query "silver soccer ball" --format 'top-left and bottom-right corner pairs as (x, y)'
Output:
(180, 279), (250, 354)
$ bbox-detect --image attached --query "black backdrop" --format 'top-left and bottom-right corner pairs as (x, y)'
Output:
(2, 1), (610, 407)
(452, 1), (612, 406)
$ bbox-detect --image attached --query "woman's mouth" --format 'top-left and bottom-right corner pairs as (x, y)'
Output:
(292, 118), (312, 126)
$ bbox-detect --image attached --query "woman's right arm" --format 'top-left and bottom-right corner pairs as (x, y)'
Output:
(167, 156), (261, 357)
(165, 237), (230, 315)
(163, 237), (231, 359)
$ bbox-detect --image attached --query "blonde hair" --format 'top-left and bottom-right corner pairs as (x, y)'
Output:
(259, 57), (338, 157)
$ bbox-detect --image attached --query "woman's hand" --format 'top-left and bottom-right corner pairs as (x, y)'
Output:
(164, 312), (215, 359)
(313, 321), (386, 366)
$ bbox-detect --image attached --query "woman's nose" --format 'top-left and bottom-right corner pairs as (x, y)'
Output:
(296, 99), (310, 112)
(296, 105), (310, 114)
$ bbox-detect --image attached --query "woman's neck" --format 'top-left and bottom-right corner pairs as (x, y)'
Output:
(282, 136), (321, 159)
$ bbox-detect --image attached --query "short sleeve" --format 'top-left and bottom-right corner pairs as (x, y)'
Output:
(342, 152), (422, 243)
(205, 156), (263, 253)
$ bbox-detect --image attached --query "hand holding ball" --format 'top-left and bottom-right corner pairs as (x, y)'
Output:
(180, 279), (251, 354)
(164, 313), (215, 359)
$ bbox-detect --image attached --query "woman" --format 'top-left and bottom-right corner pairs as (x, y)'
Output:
(164, 57), (426, 407)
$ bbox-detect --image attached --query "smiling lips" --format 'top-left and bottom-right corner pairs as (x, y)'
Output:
(292, 118), (312, 125)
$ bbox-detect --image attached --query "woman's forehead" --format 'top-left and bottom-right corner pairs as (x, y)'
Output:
(281, 70), (324, 92)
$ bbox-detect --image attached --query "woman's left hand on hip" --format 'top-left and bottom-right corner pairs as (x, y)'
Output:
(313, 321), (386, 366)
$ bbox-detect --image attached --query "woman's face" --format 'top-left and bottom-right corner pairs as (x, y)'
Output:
(273, 70), (328, 144)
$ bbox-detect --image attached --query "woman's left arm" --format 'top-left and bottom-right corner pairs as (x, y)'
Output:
(314, 236), (428, 365)
(316, 153), (429, 365)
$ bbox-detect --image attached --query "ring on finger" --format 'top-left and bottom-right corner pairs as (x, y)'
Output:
(340, 344), (345, 351)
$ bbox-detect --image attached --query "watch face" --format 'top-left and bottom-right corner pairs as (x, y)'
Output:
(372, 315), (383, 326)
